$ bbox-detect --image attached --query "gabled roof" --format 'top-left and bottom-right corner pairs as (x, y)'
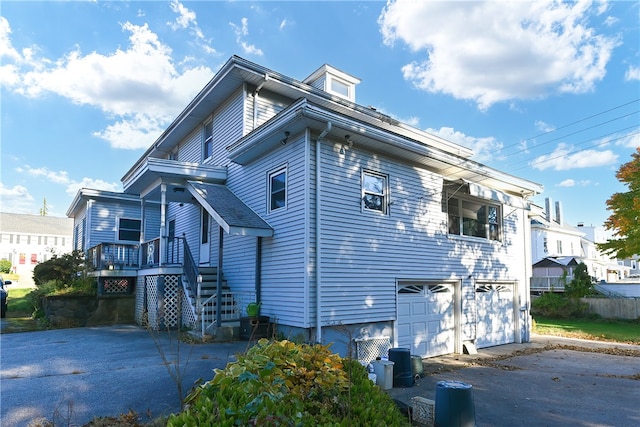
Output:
(66, 188), (141, 218)
(226, 98), (542, 199)
(533, 256), (582, 268)
(187, 181), (273, 237)
(0, 212), (73, 235)
(123, 56), (478, 179)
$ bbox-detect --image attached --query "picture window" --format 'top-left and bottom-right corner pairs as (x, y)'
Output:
(447, 194), (501, 242)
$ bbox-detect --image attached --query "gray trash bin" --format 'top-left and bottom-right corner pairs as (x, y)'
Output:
(434, 380), (476, 427)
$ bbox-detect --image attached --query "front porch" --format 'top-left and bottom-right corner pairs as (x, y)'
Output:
(86, 237), (259, 339)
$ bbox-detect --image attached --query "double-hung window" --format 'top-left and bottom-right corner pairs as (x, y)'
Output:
(447, 194), (501, 241)
(117, 218), (141, 242)
(204, 121), (213, 159)
(362, 170), (388, 214)
(268, 166), (287, 212)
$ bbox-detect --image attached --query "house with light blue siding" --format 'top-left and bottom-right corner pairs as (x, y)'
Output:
(68, 56), (543, 358)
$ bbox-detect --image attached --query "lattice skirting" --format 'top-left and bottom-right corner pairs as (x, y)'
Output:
(355, 336), (391, 364)
(139, 274), (184, 330)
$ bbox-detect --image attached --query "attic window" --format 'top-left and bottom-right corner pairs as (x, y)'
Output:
(329, 77), (350, 98)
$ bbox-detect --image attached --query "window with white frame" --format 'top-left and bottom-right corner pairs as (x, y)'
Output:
(268, 166), (287, 212)
(329, 76), (350, 98)
(362, 170), (388, 214)
(204, 121), (213, 159)
(117, 218), (141, 242)
(447, 193), (501, 241)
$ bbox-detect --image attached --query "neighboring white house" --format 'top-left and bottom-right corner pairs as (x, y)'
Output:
(68, 56), (543, 358)
(0, 212), (73, 287)
(530, 198), (627, 292)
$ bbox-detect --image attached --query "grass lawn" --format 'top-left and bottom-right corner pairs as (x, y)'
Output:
(3, 287), (45, 333)
(533, 316), (640, 344)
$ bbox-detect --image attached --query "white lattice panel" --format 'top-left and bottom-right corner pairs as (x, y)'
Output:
(355, 336), (391, 364)
(146, 276), (159, 329)
(135, 280), (145, 325)
(103, 278), (130, 294)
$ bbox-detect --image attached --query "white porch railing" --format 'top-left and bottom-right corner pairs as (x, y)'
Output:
(530, 276), (566, 292)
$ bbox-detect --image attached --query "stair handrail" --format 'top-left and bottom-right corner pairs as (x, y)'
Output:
(201, 293), (217, 337)
(182, 235), (199, 299)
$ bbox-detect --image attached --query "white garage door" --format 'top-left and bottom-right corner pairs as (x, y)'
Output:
(397, 283), (455, 358)
(475, 283), (515, 348)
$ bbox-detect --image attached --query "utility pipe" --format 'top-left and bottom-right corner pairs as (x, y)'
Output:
(315, 121), (331, 343)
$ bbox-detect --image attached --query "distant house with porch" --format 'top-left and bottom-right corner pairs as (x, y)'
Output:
(67, 56), (543, 358)
(530, 198), (626, 293)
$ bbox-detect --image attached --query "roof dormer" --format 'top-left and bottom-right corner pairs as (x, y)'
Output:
(303, 64), (360, 102)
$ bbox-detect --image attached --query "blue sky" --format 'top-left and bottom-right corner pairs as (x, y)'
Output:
(1, 1), (638, 230)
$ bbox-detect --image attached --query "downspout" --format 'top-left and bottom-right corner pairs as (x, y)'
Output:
(255, 236), (262, 303)
(315, 121), (332, 343)
(253, 75), (268, 129)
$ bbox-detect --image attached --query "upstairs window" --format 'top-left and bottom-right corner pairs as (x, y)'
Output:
(268, 166), (287, 212)
(329, 77), (350, 98)
(447, 194), (501, 241)
(204, 121), (213, 159)
(118, 218), (141, 242)
(362, 170), (388, 214)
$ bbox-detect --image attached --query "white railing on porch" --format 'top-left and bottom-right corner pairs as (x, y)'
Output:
(199, 290), (256, 338)
(530, 276), (566, 292)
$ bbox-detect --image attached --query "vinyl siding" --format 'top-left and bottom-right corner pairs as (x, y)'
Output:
(316, 139), (529, 329)
(87, 201), (142, 248)
(210, 88), (245, 166)
(178, 128), (202, 163)
(226, 132), (308, 327)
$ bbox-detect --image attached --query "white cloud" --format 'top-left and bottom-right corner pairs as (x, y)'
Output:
(14, 165), (121, 201)
(279, 19), (288, 31)
(625, 65), (640, 81)
(615, 130), (640, 149)
(230, 18), (263, 56)
(426, 127), (503, 163)
(168, 0), (196, 30)
(1, 20), (214, 149)
(379, 0), (619, 110)
(0, 182), (35, 214)
(557, 178), (591, 187)
(167, 0), (216, 54)
(530, 143), (618, 170)
(535, 120), (556, 133)
(65, 178), (121, 198)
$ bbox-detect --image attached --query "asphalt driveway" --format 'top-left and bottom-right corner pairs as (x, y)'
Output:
(0, 324), (248, 426)
(1, 326), (639, 427)
(388, 334), (640, 427)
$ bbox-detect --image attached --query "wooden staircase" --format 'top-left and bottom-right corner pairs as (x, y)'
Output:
(183, 267), (237, 332)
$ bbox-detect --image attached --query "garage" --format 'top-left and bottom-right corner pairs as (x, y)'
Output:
(396, 282), (455, 358)
(474, 283), (515, 348)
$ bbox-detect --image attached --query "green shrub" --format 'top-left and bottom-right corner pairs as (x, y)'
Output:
(32, 250), (86, 286)
(565, 263), (595, 298)
(168, 339), (409, 427)
(531, 292), (588, 318)
(0, 259), (11, 274)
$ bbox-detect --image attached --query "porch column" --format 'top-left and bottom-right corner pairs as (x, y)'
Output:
(139, 199), (145, 267)
(160, 183), (167, 266)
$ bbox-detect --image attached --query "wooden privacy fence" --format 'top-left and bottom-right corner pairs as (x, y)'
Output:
(581, 298), (640, 320)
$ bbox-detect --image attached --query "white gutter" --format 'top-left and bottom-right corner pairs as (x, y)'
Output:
(315, 121), (331, 343)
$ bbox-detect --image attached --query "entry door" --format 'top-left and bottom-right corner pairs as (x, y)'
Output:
(199, 208), (210, 265)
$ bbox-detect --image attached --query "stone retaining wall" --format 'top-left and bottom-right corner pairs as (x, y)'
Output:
(43, 295), (136, 328)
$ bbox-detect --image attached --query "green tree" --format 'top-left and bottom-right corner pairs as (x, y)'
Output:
(39, 198), (49, 216)
(32, 250), (85, 287)
(598, 147), (640, 258)
(565, 263), (594, 298)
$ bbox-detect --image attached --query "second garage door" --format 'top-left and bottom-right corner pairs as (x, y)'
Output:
(475, 283), (515, 348)
(396, 282), (455, 358)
